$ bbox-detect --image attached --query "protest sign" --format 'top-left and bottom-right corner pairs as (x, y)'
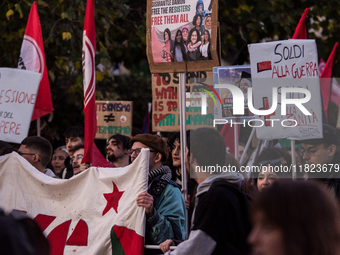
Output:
(248, 39), (323, 140)
(0, 150), (148, 254)
(96, 101), (133, 139)
(213, 65), (253, 119)
(0, 68), (41, 143)
(152, 71), (214, 131)
(146, 0), (220, 73)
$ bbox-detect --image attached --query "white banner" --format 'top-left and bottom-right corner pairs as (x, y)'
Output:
(248, 39), (323, 140)
(0, 68), (41, 143)
(0, 150), (149, 254)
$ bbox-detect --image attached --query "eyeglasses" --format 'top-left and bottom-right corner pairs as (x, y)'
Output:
(300, 146), (326, 156)
(259, 159), (282, 166)
(128, 148), (156, 156)
(18, 152), (36, 156)
(71, 154), (84, 162)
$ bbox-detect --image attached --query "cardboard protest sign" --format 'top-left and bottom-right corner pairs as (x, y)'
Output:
(0, 68), (41, 143)
(152, 71), (214, 131)
(213, 65), (253, 119)
(146, 0), (220, 73)
(248, 39), (323, 140)
(96, 101), (133, 139)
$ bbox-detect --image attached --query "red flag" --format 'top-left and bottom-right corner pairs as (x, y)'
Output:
(220, 124), (240, 156)
(18, 1), (53, 121)
(320, 43), (338, 120)
(141, 103), (151, 133)
(292, 8), (309, 39)
(319, 58), (325, 75)
(82, 0), (114, 167)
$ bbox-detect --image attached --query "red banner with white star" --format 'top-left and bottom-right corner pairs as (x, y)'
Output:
(0, 150), (148, 254)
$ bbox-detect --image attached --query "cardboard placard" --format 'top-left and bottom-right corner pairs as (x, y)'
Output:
(0, 68), (41, 144)
(248, 39), (323, 140)
(96, 101), (133, 139)
(152, 71), (214, 131)
(146, 0), (220, 73)
(213, 65), (253, 119)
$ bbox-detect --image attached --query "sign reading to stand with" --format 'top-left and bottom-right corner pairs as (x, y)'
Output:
(0, 68), (41, 143)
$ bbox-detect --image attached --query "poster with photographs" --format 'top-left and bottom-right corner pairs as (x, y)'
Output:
(147, 0), (220, 73)
(213, 65), (253, 118)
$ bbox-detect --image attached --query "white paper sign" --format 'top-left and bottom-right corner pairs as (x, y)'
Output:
(248, 39), (323, 140)
(0, 68), (41, 143)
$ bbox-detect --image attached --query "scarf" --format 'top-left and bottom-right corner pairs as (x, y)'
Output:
(187, 41), (201, 52)
(148, 165), (172, 196)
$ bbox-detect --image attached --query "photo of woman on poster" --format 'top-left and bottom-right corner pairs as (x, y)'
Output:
(162, 28), (174, 62)
(204, 13), (212, 34)
(238, 71), (252, 104)
(171, 30), (188, 62)
(200, 30), (211, 60)
(193, 13), (204, 36)
(181, 26), (189, 45)
(196, 0), (206, 23)
(187, 28), (202, 61)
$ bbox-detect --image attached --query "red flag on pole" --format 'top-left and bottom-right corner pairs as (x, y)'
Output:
(141, 103), (151, 133)
(18, 1), (53, 121)
(320, 43), (338, 120)
(82, 0), (114, 167)
(292, 8), (309, 39)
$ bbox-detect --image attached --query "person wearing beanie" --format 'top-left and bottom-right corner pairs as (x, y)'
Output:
(130, 134), (186, 245)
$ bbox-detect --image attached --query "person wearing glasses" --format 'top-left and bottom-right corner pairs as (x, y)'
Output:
(69, 144), (89, 176)
(130, 134), (186, 245)
(62, 126), (84, 179)
(301, 123), (340, 198)
(18, 136), (54, 177)
(106, 134), (131, 167)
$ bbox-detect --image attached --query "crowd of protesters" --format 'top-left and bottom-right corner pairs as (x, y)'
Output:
(1, 122), (340, 254)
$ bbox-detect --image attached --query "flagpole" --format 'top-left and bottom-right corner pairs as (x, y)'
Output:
(37, 118), (41, 136)
(234, 118), (239, 160)
(291, 140), (297, 180)
(179, 72), (188, 239)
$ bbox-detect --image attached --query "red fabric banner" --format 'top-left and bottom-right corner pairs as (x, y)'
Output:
(18, 1), (53, 121)
(82, 0), (114, 167)
(320, 43), (338, 120)
(292, 8), (309, 39)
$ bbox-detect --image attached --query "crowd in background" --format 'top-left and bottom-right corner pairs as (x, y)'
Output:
(1, 123), (340, 254)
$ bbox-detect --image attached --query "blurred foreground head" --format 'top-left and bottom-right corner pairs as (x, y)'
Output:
(248, 180), (340, 255)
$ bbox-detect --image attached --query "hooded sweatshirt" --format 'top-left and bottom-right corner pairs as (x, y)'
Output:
(166, 172), (251, 255)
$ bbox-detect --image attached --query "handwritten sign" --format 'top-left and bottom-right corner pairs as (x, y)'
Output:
(152, 71), (214, 131)
(248, 39), (323, 140)
(96, 101), (133, 139)
(0, 68), (41, 143)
